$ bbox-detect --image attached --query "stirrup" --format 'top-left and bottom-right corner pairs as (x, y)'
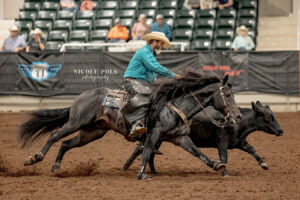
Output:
(129, 123), (147, 139)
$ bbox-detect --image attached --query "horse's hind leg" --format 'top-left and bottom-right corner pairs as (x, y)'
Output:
(149, 141), (162, 174)
(52, 125), (108, 172)
(171, 136), (226, 171)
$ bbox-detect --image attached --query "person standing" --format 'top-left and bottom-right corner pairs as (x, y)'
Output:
(26, 28), (46, 53)
(151, 15), (171, 40)
(1, 25), (26, 52)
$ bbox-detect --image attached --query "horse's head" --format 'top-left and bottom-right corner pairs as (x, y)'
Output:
(210, 75), (242, 124)
(252, 101), (283, 136)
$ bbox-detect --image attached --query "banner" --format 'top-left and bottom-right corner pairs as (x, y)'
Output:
(0, 51), (298, 96)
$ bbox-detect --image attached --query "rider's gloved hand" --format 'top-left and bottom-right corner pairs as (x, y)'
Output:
(174, 75), (183, 79)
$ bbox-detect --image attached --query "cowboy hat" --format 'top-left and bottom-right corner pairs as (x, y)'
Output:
(9, 25), (20, 32)
(32, 28), (44, 36)
(236, 25), (249, 35)
(142, 32), (171, 48)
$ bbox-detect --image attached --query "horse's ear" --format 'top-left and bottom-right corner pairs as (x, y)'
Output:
(251, 102), (257, 111)
(222, 75), (229, 85)
(256, 101), (263, 107)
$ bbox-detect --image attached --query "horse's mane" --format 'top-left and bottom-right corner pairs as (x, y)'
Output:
(147, 69), (221, 128)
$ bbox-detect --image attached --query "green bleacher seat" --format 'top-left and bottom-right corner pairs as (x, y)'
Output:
(212, 39), (232, 50)
(139, 1), (158, 10)
(86, 41), (106, 51)
(191, 39), (211, 50)
(237, 18), (256, 29)
(193, 29), (213, 40)
(119, 18), (133, 29)
(137, 9), (156, 19)
(18, 11), (37, 22)
(90, 30), (108, 41)
(65, 41), (85, 51)
(45, 41), (63, 51)
(96, 10), (116, 19)
(15, 21), (33, 31)
(25, 0), (42, 2)
(238, 9), (257, 19)
(247, 29), (256, 40)
(94, 19), (113, 29)
(172, 29), (192, 40)
(117, 10), (136, 19)
(77, 11), (95, 20)
(195, 19), (215, 29)
(157, 9), (176, 18)
(197, 9), (216, 18)
(57, 10), (75, 20)
(48, 30), (68, 42)
(159, 0), (177, 9)
(174, 19), (194, 29)
(91, 1), (99, 10)
(165, 18), (174, 29)
(145, 18), (154, 26)
(217, 8), (236, 18)
(171, 40), (190, 50)
(120, 1), (138, 10)
(37, 11), (56, 21)
(69, 30), (89, 42)
(19, 31), (29, 42)
(239, 0), (257, 9)
(34, 20), (53, 32)
(42, 2), (60, 11)
(73, 19), (93, 30)
(22, 2), (41, 11)
(53, 20), (72, 31)
(176, 10), (196, 19)
(99, 1), (119, 10)
(214, 28), (234, 40)
(216, 18), (235, 29)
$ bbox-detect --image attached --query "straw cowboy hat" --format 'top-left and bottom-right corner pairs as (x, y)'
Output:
(236, 25), (249, 35)
(9, 25), (20, 32)
(32, 28), (44, 36)
(142, 32), (172, 48)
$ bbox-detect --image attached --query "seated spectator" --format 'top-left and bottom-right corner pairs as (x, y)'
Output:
(107, 18), (129, 43)
(1, 25), (26, 52)
(231, 25), (255, 52)
(60, 0), (78, 12)
(26, 28), (45, 53)
(151, 15), (171, 40)
(183, 0), (201, 10)
(216, 0), (234, 9)
(200, 0), (214, 10)
(131, 14), (150, 40)
(80, 0), (94, 11)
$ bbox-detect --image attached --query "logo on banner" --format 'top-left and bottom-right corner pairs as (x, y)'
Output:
(18, 62), (62, 82)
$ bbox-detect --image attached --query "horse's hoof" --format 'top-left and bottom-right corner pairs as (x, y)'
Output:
(213, 162), (226, 171)
(24, 152), (44, 166)
(137, 173), (152, 180)
(221, 170), (230, 177)
(150, 170), (160, 175)
(51, 163), (61, 172)
(260, 162), (269, 170)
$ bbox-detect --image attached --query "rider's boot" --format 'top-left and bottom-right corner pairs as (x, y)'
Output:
(129, 121), (147, 139)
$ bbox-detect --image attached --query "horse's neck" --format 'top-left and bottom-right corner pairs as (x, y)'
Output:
(238, 109), (257, 138)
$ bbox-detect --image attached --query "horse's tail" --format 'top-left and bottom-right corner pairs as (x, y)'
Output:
(18, 107), (70, 148)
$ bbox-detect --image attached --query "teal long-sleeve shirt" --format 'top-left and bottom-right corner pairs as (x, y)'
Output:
(124, 45), (176, 83)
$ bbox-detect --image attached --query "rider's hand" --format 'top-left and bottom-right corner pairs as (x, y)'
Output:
(174, 75), (183, 80)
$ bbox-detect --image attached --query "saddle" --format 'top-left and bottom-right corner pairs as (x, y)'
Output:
(102, 90), (129, 109)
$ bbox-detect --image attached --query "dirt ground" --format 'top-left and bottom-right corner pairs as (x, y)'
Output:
(0, 112), (299, 200)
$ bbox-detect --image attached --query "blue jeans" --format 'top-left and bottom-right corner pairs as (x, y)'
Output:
(63, 5), (78, 13)
(109, 39), (126, 43)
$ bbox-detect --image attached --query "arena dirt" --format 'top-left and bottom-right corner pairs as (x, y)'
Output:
(0, 112), (299, 200)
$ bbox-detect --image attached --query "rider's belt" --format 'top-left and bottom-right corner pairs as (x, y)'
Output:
(166, 102), (192, 127)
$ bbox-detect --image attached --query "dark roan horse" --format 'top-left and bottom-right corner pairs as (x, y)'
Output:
(123, 101), (283, 177)
(18, 70), (241, 179)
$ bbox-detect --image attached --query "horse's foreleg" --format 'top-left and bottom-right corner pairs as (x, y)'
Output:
(238, 140), (268, 170)
(122, 142), (143, 171)
(171, 136), (226, 171)
(148, 141), (162, 174)
(52, 125), (108, 172)
(217, 139), (229, 177)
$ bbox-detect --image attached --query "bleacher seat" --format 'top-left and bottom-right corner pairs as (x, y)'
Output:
(176, 10), (196, 19)
(119, 18), (134, 29)
(53, 20), (73, 31)
(86, 41), (106, 51)
(37, 11), (56, 21)
(195, 19), (215, 29)
(15, 21), (33, 31)
(48, 30), (68, 42)
(18, 11), (37, 22)
(145, 18), (154, 26)
(77, 11), (95, 20)
(214, 29), (235, 40)
(172, 29), (192, 40)
(247, 29), (256, 40)
(69, 30), (89, 42)
(139, 1), (158, 10)
(239, 0), (257, 9)
(34, 20), (53, 32)
(57, 10), (75, 20)
(94, 19), (113, 29)
(237, 18), (256, 29)
(137, 9), (156, 19)
(73, 19), (93, 30)
(91, 1), (99, 10)
(99, 1), (119, 10)
(193, 29), (213, 40)
(117, 10), (136, 19)
(42, 2), (60, 11)
(238, 9), (257, 19)
(191, 40), (211, 50)
(157, 9), (176, 18)
(212, 39), (232, 50)
(217, 9), (236, 18)
(96, 10), (116, 19)
(197, 9), (216, 18)
(22, 2), (41, 11)
(174, 19), (194, 29)
(25, 0), (43, 2)
(119, 1), (138, 10)
(171, 40), (190, 50)
(20, 31), (29, 42)
(90, 30), (108, 41)
(216, 18), (235, 29)
(45, 41), (64, 51)
(164, 18), (174, 29)
(159, 0), (177, 9)
(65, 41), (85, 51)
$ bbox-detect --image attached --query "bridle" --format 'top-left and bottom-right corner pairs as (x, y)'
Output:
(189, 85), (235, 129)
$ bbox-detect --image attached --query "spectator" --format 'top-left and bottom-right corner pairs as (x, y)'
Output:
(80, 0), (94, 11)
(107, 18), (129, 43)
(231, 25), (255, 52)
(1, 25), (26, 52)
(26, 28), (45, 53)
(131, 14), (150, 40)
(200, 0), (214, 10)
(60, 0), (78, 12)
(151, 15), (171, 40)
(183, 0), (201, 10)
(216, 0), (234, 10)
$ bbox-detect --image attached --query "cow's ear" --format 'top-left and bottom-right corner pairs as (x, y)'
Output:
(222, 75), (229, 85)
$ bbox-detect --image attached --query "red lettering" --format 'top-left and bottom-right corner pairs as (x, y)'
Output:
(202, 65), (219, 71)
(219, 65), (230, 71)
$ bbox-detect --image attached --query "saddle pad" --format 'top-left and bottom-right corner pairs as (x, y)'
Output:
(103, 95), (121, 109)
